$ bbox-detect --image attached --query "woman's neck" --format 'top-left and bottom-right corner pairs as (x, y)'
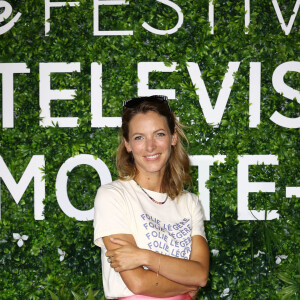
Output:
(134, 173), (164, 193)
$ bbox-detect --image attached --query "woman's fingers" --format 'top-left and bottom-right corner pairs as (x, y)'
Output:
(106, 248), (142, 272)
(105, 237), (143, 271)
(109, 257), (126, 272)
(105, 250), (114, 257)
(105, 238), (133, 257)
(110, 237), (130, 245)
(105, 237), (132, 257)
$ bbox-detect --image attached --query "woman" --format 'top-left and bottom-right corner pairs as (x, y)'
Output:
(94, 95), (209, 299)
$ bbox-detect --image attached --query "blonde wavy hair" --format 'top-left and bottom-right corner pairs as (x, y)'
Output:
(116, 98), (191, 200)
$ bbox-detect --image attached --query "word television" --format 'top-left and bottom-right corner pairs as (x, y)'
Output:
(1, 61), (299, 129)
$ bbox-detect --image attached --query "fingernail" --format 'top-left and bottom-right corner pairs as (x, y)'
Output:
(110, 237), (114, 241)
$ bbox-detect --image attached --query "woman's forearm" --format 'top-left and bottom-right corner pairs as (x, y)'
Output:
(140, 236), (209, 287)
(142, 250), (206, 287)
(120, 267), (198, 297)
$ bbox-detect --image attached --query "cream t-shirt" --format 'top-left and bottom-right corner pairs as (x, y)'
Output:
(93, 179), (206, 299)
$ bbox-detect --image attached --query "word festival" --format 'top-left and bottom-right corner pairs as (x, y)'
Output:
(0, 0), (299, 36)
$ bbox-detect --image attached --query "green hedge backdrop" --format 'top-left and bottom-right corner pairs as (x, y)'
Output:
(0, 0), (299, 299)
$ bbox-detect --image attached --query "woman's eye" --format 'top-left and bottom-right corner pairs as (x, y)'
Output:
(157, 132), (165, 137)
(134, 136), (143, 140)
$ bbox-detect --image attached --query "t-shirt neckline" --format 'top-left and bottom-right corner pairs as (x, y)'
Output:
(130, 179), (168, 204)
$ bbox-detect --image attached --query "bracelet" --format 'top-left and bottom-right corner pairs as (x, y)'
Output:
(156, 256), (160, 286)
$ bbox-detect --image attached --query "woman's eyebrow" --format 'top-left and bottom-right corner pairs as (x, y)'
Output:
(131, 129), (166, 136)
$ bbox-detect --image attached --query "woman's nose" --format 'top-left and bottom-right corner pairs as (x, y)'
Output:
(145, 138), (155, 152)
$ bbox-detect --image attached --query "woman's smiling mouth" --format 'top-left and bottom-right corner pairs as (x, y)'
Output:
(144, 153), (161, 160)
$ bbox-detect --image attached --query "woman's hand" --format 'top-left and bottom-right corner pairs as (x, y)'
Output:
(105, 237), (145, 272)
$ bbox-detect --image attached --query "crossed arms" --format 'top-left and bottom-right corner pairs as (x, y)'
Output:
(103, 234), (209, 297)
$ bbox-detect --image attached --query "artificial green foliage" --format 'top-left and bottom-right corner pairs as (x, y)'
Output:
(0, 0), (299, 299)
(71, 286), (100, 300)
(277, 261), (300, 299)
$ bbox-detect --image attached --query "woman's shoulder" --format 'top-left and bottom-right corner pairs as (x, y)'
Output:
(177, 190), (201, 211)
(94, 179), (134, 209)
(179, 190), (199, 202)
(96, 179), (132, 195)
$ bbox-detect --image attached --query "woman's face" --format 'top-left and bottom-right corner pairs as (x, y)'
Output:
(124, 111), (177, 179)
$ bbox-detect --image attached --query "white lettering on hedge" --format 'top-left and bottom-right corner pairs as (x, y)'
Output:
(190, 155), (226, 220)
(249, 62), (261, 128)
(237, 155), (279, 220)
(209, 0), (214, 34)
(56, 154), (112, 221)
(270, 61), (300, 128)
(0, 155), (45, 220)
(0, 63), (30, 128)
(0, 1), (21, 35)
(142, 0), (183, 35)
(1, 61), (298, 129)
(93, 0), (133, 36)
(39, 62), (80, 127)
(187, 62), (240, 127)
(0, 154), (292, 221)
(45, 0), (80, 36)
(91, 62), (121, 127)
(209, 0), (251, 34)
(272, 0), (299, 35)
(286, 187), (300, 198)
(245, 0), (250, 33)
(137, 62), (178, 99)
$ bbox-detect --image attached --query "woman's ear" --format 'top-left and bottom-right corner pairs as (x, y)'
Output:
(123, 137), (132, 152)
(171, 130), (178, 146)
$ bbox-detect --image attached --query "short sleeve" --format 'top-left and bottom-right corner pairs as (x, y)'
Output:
(190, 194), (207, 241)
(93, 184), (131, 248)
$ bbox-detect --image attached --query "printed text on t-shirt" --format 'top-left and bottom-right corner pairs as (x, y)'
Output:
(140, 213), (192, 259)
